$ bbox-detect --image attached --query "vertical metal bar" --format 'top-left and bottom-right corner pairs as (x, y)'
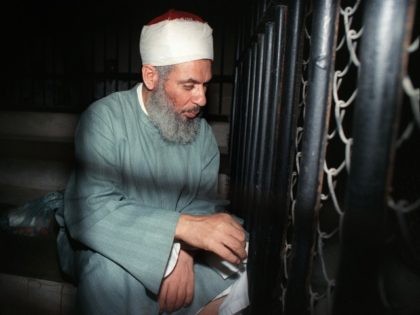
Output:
(263, 6), (285, 186)
(116, 26), (120, 91)
(52, 33), (57, 108)
(273, 0), (307, 219)
(229, 66), (239, 176)
(271, 2), (308, 309)
(285, 0), (340, 314)
(128, 24), (132, 75)
(248, 33), (265, 196)
(244, 35), (264, 236)
(240, 43), (258, 226)
(219, 19), (225, 115)
(259, 5), (288, 311)
(266, 0), (306, 312)
(230, 55), (247, 213)
(43, 37), (46, 109)
(91, 32), (95, 101)
(248, 26), (273, 313)
(239, 43), (256, 229)
(231, 51), (253, 221)
(231, 50), (247, 218)
(250, 1), (257, 38)
(333, 1), (416, 314)
(254, 23), (274, 197)
(229, 63), (241, 213)
(103, 29), (107, 97)
(248, 11), (289, 311)
(236, 49), (252, 204)
(235, 56), (247, 206)
(229, 19), (244, 175)
(260, 0), (267, 19)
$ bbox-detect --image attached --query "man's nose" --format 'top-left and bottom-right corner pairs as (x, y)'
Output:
(192, 85), (207, 107)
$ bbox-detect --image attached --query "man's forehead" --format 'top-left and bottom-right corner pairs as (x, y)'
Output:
(169, 60), (212, 81)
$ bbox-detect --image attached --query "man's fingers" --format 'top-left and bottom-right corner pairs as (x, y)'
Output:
(229, 217), (245, 233)
(201, 214), (247, 263)
(158, 285), (167, 312)
(164, 294), (177, 312)
(217, 213), (243, 230)
(212, 242), (242, 264)
(218, 214), (246, 244)
(182, 268), (194, 307)
(159, 283), (178, 312)
(222, 235), (247, 261)
(159, 273), (191, 312)
(175, 286), (187, 311)
(175, 213), (247, 264)
(228, 225), (246, 243)
(219, 217), (247, 260)
(185, 281), (194, 307)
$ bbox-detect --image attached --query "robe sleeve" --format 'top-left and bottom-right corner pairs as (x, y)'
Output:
(64, 108), (180, 295)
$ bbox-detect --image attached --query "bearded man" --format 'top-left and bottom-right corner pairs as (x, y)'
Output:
(56, 9), (248, 315)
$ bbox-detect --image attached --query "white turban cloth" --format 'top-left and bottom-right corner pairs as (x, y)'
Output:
(140, 10), (214, 66)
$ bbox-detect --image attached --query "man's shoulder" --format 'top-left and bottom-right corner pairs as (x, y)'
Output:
(87, 89), (135, 116)
(77, 88), (138, 130)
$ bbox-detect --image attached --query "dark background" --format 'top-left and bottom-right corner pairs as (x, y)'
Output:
(2, 0), (242, 118)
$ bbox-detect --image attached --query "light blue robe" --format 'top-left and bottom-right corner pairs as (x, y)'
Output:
(56, 85), (236, 314)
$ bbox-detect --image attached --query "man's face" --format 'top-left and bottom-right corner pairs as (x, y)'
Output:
(146, 59), (212, 144)
(162, 59), (212, 120)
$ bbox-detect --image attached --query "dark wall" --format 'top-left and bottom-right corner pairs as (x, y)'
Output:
(3, 0), (241, 116)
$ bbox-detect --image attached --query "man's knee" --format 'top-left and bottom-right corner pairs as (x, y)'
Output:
(76, 251), (157, 315)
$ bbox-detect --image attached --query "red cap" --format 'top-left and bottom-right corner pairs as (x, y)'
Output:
(147, 9), (204, 25)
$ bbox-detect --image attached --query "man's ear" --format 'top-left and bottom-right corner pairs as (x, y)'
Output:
(141, 65), (159, 90)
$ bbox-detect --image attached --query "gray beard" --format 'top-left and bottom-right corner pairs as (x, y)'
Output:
(146, 84), (200, 144)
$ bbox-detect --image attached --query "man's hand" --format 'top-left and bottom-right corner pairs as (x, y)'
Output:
(158, 249), (194, 313)
(175, 213), (247, 264)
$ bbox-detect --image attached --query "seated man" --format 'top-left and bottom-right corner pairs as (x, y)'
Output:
(56, 9), (248, 315)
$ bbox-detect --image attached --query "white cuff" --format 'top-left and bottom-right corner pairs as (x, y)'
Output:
(163, 241), (181, 278)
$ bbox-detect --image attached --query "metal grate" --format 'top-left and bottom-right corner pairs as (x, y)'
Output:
(230, 0), (419, 314)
